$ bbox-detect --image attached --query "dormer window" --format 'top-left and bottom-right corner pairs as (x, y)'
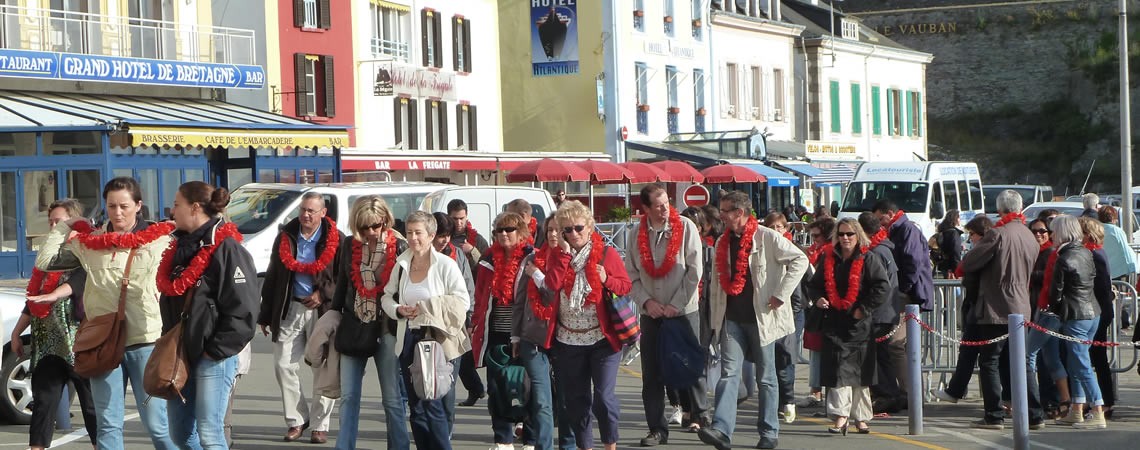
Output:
(841, 19), (859, 40)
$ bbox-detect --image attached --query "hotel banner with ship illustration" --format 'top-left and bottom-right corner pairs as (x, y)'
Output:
(531, 1), (579, 77)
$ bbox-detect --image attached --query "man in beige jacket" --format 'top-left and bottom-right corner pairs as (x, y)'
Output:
(626, 184), (706, 446)
(698, 191), (808, 450)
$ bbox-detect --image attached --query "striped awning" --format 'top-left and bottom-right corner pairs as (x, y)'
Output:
(813, 164), (858, 186)
(371, 0), (410, 12)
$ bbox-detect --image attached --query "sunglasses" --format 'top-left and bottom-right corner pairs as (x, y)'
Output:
(493, 226), (518, 234)
(836, 231), (857, 238)
(1031, 228), (1049, 235)
(366, 223), (384, 231)
(562, 225), (587, 235)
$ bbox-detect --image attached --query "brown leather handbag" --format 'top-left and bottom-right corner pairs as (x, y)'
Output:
(144, 288), (194, 402)
(72, 248), (136, 378)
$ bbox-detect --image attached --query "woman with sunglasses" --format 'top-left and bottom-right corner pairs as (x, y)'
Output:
(806, 218), (890, 435)
(541, 201), (631, 450)
(330, 195), (410, 450)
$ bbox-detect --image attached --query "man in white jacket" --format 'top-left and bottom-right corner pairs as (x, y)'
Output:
(698, 191), (808, 450)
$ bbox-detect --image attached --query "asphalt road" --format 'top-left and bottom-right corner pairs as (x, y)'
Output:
(1, 335), (1140, 449)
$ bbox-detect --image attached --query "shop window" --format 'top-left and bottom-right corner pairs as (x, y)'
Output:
(456, 103), (478, 151)
(162, 169), (180, 219)
(65, 169), (100, 217)
(0, 172), (16, 252)
(372, 3), (410, 61)
(394, 97), (419, 150)
(453, 16), (472, 73)
(0, 133), (36, 156)
(295, 0), (331, 30)
(137, 169), (158, 221)
(421, 8), (443, 68)
(258, 169), (276, 183)
(424, 100), (448, 150)
(294, 53), (336, 118)
(47, 131), (102, 155)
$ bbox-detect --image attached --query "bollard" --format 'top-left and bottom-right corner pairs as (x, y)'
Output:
(1008, 314), (1029, 450)
(56, 384), (71, 430)
(905, 304), (922, 435)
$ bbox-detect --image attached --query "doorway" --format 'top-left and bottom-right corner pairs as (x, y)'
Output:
(0, 167), (102, 279)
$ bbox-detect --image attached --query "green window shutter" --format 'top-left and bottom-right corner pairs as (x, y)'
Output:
(905, 91), (913, 137)
(871, 86), (881, 135)
(915, 92), (923, 136)
(886, 89), (895, 136)
(850, 83), (861, 134)
(830, 80), (840, 133)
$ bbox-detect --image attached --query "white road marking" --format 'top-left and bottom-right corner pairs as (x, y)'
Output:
(46, 413), (140, 448)
(927, 418), (1066, 450)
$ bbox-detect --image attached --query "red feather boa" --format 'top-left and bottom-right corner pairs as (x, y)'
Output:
(561, 232), (606, 306)
(807, 243), (827, 266)
(868, 228), (889, 249)
(491, 243), (526, 305)
(350, 230), (399, 300)
(528, 217), (538, 246)
(995, 212), (1025, 228)
(278, 218), (340, 275)
(824, 245), (866, 311)
(156, 223), (244, 296)
(465, 222), (479, 246)
(1085, 241), (1103, 251)
(638, 208), (684, 279)
(528, 245), (555, 321)
(71, 220), (173, 250)
(26, 269), (63, 318)
(445, 243), (460, 262)
(1037, 249), (1059, 309)
(716, 216), (758, 296)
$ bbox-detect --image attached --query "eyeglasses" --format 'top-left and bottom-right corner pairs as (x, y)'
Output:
(1031, 228), (1049, 235)
(720, 207), (742, 216)
(809, 232), (822, 239)
(366, 223), (384, 231)
(562, 225), (587, 235)
(836, 231), (857, 238)
(299, 207), (324, 216)
(493, 226), (518, 234)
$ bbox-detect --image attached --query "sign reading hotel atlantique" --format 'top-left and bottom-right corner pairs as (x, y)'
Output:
(531, 0), (580, 77)
(0, 48), (266, 89)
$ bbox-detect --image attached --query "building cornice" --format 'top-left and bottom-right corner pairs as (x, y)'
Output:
(710, 11), (805, 38)
(800, 36), (934, 64)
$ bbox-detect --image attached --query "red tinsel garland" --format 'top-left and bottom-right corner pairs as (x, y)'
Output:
(716, 216), (758, 296)
(868, 228), (888, 248)
(71, 220), (173, 250)
(1037, 249), (1060, 309)
(528, 245), (555, 321)
(277, 218), (340, 275)
(886, 210), (906, 229)
(465, 222), (479, 246)
(995, 212), (1025, 228)
(638, 208), (685, 279)
(807, 243), (827, 266)
(528, 217), (538, 246)
(446, 243), (460, 262)
(491, 242), (526, 305)
(26, 268), (63, 318)
(1040, 240), (1053, 253)
(783, 231), (794, 241)
(351, 230), (398, 300)
(824, 245), (865, 311)
(1085, 241), (1103, 251)
(156, 223), (243, 296)
(561, 232), (606, 306)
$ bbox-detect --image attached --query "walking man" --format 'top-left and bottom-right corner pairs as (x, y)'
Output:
(258, 192), (343, 443)
(699, 191), (808, 450)
(626, 184), (706, 446)
(448, 198), (489, 406)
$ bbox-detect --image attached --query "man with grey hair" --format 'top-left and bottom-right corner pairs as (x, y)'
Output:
(959, 189), (1040, 430)
(1081, 193), (1100, 218)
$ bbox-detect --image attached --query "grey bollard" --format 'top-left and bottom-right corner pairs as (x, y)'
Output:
(1008, 314), (1029, 450)
(905, 304), (922, 435)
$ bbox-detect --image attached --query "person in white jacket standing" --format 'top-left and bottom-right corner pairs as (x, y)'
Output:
(698, 191), (808, 450)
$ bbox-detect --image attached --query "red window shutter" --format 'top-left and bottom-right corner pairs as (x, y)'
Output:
(394, 97), (403, 146)
(437, 101), (448, 150)
(293, 0), (305, 28)
(294, 53), (308, 117)
(322, 55), (335, 117)
(319, 0), (331, 29)
(408, 99), (419, 150)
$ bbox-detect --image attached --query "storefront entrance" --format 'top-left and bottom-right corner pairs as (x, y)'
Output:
(0, 165), (102, 278)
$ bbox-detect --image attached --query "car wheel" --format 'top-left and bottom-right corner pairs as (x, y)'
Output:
(0, 346), (33, 425)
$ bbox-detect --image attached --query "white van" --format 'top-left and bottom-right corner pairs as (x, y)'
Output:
(420, 186), (557, 240)
(838, 162), (984, 238)
(983, 184), (1053, 219)
(228, 182), (449, 275)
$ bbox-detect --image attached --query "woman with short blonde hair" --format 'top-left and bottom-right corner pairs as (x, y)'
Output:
(350, 195), (393, 240)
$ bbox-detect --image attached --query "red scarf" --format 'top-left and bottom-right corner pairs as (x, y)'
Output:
(528, 245), (556, 321)
(995, 212), (1025, 228)
(704, 236), (715, 247)
(1085, 241), (1103, 251)
(716, 216), (758, 296)
(71, 220), (173, 250)
(1040, 240), (1053, 252)
(465, 222), (479, 246)
(350, 230), (398, 299)
(528, 217), (538, 246)
(807, 242), (827, 265)
(824, 245), (865, 311)
(1037, 248), (1060, 309)
(561, 233), (607, 306)
(868, 228), (888, 249)
(491, 243), (526, 305)
(445, 243), (460, 262)
(638, 208), (685, 279)
(26, 269), (63, 318)
(885, 210), (906, 229)
(278, 218), (340, 275)
(156, 222), (243, 296)
(783, 230), (794, 241)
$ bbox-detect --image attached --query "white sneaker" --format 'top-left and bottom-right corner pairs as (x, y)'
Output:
(668, 405), (683, 425)
(489, 444), (513, 450)
(783, 404), (796, 423)
(522, 446), (536, 450)
(931, 388), (959, 403)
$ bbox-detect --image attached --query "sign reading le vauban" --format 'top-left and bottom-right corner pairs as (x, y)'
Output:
(0, 48), (266, 89)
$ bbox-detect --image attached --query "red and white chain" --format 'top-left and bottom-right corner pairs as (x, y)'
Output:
(1022, 320), (1140, 348)
(910, 314), (1010, 346)
(874, 319), (906, 343)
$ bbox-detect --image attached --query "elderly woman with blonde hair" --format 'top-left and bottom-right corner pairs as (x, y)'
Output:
(541, 200), (631, 450)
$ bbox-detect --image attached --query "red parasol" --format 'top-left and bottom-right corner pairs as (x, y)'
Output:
(700, 164), (767, 184)
(574, 160), (635, 184)
(506, 158), (591, 183)
(652, 160), (705, 183)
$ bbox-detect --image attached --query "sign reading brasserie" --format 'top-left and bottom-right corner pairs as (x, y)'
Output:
(0, 48), (265, 89)
(531, 0), (580, 77)
(131, 127), (347, 148)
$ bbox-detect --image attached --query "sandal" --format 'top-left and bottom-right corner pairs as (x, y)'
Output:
(856, 421), (871, 434)
(1057, 401), (1072, 420)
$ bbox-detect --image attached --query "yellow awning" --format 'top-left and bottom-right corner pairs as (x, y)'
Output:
(371, 0), (410, 12)
(130, 126), (349, 149)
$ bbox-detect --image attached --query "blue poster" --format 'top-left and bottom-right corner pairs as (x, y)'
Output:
(0, 48), (265, 89)
(531, 0), (579, 77)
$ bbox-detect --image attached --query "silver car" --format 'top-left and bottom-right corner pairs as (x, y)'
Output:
(0, 286), (32, 424)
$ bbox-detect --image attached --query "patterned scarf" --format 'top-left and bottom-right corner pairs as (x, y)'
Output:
(563, 243), (594, 312)
(355, 243), (385, 322)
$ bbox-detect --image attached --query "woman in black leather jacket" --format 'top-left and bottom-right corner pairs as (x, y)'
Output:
(1046, 215), (1106, 429)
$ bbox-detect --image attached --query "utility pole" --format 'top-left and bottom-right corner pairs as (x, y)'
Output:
(1121, 0), (1133, 242)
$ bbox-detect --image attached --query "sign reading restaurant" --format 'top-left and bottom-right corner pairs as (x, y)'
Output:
(0, 48), (266, 89)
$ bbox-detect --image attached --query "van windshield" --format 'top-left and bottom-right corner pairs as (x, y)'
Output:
(228, 189), (302, 234)
(983, 187), (1035, 213)
(841, 182), (929, 213)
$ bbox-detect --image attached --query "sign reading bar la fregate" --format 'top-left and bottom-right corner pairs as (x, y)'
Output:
(0, 48), (265, 89)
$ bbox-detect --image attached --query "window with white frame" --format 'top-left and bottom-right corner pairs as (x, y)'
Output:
(371, 3), (409, 61)
(725, 62), (738, 118)
(453, 16), (472, 72)
(633, 0), (645, 32)
(664, 0), (675, 37)
(693, 69), (705, 111)
(424, 100), (448, 150)
(302, 0), (318, 28)
(772, 68), (785, 121)
(666, 66), (679, 109)
(295, 0), (330, 30)
(692, 0), (703, 40)
(393, 97), (418, 149)
(294, 53), (335, 117)
(636, 62), (649, 106)
(841, 19), (859, 40)
(750, 66), (762, 120)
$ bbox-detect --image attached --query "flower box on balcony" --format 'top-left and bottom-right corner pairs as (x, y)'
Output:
(638, 104), (651, 112)
(634, 10), (645, 17)
(693, 19), (702, 28)
(696, 107), (707, 116)
(664, 16), (674, 23)
(668, 107), (681, 114)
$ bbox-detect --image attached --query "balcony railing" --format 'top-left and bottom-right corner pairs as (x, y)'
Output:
(303, 0), (319, 29)
(0, 4), (256, 65)
(695, 114), (706, 133)
(667, 111), (679, 133)
(636, 109), (649, 134)
(371, 37), (410, 62)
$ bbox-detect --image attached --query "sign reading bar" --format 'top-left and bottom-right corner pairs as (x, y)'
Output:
(0, 48), (266, 89)
(131, 127), (347, 148)
(806, 140), (860, 161)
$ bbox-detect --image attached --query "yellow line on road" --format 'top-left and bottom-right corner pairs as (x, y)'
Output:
(619, 366), (949, 450)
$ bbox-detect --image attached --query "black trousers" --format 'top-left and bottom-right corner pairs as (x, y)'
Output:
(459, 350), (485, 397)
(869, 323), (905, 402)
(640, 312), (709, 435)
(974, 325), (1009, 423)
(29, 355), (97, 447)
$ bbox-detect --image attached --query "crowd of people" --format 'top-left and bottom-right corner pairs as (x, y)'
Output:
(13, 180), (1140, 450)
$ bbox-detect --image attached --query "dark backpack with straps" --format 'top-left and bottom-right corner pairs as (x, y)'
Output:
(485, 344), (531, 422)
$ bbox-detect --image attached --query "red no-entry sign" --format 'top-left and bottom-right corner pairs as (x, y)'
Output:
(620, 126), (629, 141)
(683, 184), (710, 207)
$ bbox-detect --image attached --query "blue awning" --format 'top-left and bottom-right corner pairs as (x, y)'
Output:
(814, 164), (858, 186)
(775, 161), (823, 178)
(722, 160), (800, 187)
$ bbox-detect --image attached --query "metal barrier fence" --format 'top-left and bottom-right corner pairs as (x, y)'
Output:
(594, 221), (636, 259)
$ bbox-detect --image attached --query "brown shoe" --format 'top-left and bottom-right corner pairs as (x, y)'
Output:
(284, 422), (309, 442)
(310, 431), (328, 444)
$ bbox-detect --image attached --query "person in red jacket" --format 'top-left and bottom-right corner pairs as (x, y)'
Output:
(543, 201), (631, 450)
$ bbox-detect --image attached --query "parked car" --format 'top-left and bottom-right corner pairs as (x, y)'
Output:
(419, 186), (557, 239)
(984, 184), (1053, 221)
(1022, 201), (1140, 238)
(0, 286), (32, 424)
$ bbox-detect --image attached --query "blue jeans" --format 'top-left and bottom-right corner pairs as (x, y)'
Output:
(519, 341), (555, 450)
(89, 344), (179, 450)
(167, 355), (237, 450)
(1065, 318), (1103, 406)
(335, 333), (409, 450)
(1026, 312), (1066, 380)
(713, 320), (779, 441)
